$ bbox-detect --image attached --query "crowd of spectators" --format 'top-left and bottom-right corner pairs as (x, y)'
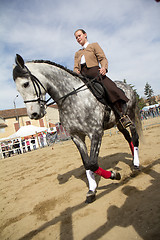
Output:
(0, 131), (57, 159)
(1, 139), (22, 158)
(1, 136), (38, 158)
(140, 105), (160, 120)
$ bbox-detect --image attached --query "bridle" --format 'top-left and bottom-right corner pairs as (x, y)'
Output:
(23, 66), (50, 106)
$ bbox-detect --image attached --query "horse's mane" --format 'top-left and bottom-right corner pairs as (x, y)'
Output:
(28, 60), (83, 80)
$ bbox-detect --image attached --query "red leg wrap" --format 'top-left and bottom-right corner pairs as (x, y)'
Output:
(129, 141), (134, 156)
(94, 167), (111, 179)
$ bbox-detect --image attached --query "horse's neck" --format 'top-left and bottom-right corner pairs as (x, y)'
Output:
(26, 62), (80, 101)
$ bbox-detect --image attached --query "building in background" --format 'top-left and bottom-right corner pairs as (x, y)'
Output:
(0, 105), (59, 139)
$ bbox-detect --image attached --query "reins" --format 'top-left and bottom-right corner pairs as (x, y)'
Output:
(46, 75), (99, 107)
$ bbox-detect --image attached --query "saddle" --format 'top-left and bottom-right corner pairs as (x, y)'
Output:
(81, 76), (132, 129)
(81, 76), (109, 106)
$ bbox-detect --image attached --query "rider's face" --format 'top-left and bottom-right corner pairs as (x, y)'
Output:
(75, 30), (87, 46)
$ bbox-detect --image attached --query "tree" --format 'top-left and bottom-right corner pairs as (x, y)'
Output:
(137, 96), (146, 110)
(144, 82), (155, 105)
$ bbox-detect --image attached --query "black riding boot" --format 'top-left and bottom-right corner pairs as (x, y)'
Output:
(113, 100), (132, 128)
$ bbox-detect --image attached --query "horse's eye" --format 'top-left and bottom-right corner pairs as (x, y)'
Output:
(23, 82), (29, 88)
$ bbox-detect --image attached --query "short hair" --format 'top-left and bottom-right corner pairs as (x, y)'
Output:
(74, 29), (86, 35)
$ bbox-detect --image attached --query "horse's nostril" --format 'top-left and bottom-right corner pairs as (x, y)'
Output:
(31, 112), (38, 118)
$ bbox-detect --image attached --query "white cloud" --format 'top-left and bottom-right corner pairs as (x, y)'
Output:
(0, 0), (160, 110)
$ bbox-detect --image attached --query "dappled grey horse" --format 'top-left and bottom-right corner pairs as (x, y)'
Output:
(13, 54), (141, 203)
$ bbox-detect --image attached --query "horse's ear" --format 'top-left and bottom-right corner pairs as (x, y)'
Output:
(15, 54), (25, 68)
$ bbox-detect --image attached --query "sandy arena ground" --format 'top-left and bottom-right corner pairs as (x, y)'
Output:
(0, 117), (160, 240)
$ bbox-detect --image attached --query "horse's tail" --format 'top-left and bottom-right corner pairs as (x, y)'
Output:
(134, 98), (143, 140)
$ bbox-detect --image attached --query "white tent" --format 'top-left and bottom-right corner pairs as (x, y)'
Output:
(142, 104), (159, 111)
(0, 125), (49, 158)
(8, 125), (48, 138)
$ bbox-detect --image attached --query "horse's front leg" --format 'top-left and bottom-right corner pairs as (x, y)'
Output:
(86, 132), (121, 202)
(89, 132), (121, 180)
(72, 132), (121, 203)
(71, 134), (97, 203)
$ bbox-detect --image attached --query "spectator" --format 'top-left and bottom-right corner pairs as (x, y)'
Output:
(26, 138), (31, 151)
(40, 134), (44, 148)
(31, 135), (36, 150)
(15, 139), (21, 154)
(21, 139), (26, 153)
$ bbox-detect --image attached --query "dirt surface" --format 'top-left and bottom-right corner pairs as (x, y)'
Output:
(0, 117), (160, 240)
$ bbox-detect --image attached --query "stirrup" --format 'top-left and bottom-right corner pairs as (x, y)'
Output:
(119, 115), (132, 128)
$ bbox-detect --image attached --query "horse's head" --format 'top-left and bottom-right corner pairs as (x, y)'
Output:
(13, 54), (46, 120)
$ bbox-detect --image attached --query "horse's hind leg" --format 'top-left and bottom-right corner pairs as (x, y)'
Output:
(129, 124), (140, 169)
(117, 123), (140, 169)
(117, 124), (134, 156)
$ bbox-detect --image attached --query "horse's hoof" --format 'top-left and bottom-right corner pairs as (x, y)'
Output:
(134, 165), (140, 170)
(85, 190), (96, 204)
(110, 171), (121, 180)
(133, 165), (141, 172)
(130, 166), (141, 177)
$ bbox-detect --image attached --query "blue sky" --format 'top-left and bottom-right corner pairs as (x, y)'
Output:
(0, 0), (160, 110)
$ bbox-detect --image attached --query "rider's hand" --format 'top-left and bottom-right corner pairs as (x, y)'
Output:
(99, 67), (106, 76)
